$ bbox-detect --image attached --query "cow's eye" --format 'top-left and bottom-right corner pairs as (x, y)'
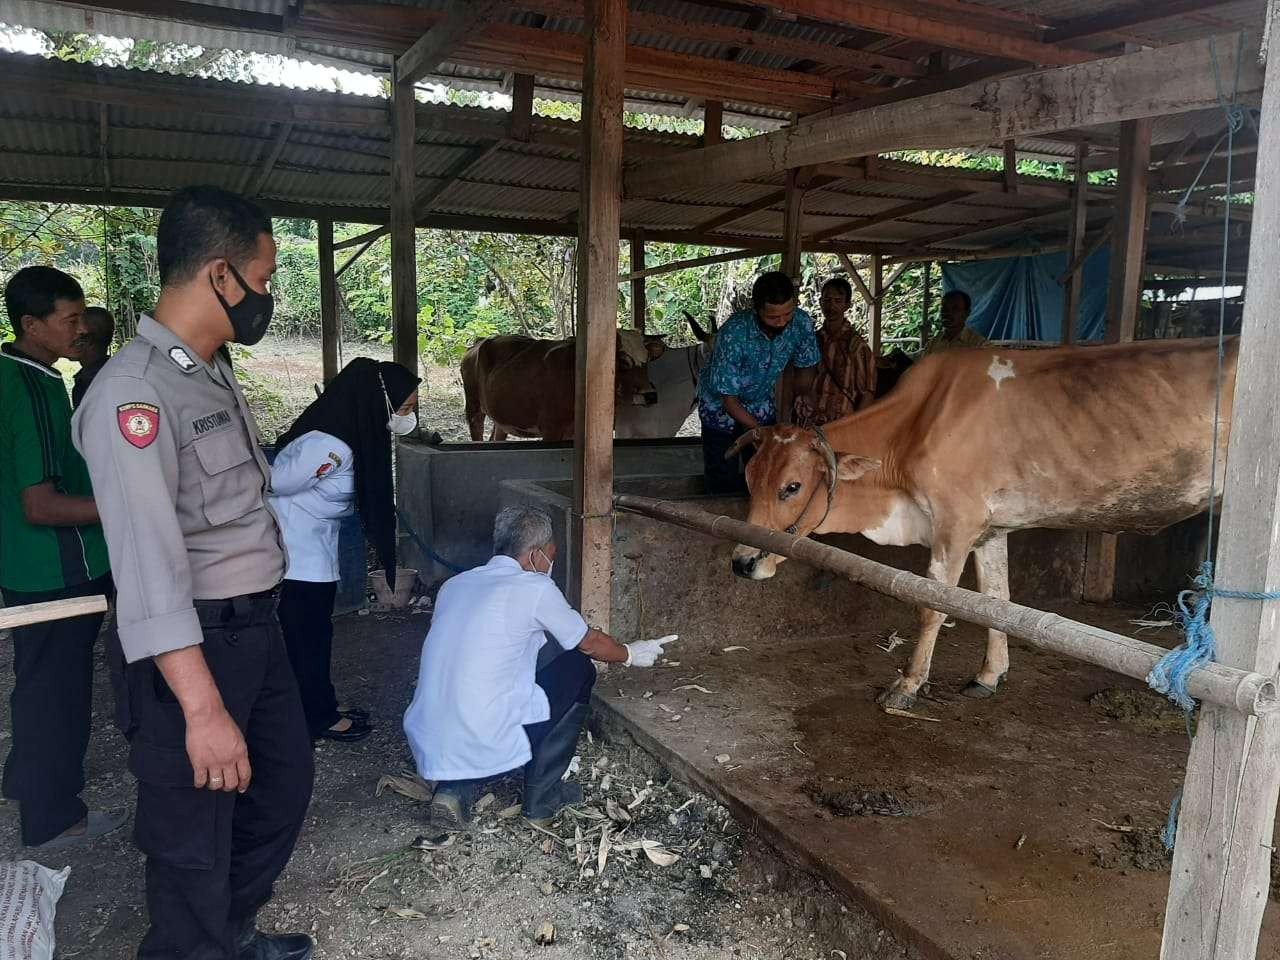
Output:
(780, 481), (801, 500)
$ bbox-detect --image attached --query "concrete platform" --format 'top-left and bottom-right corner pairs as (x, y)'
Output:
(592, 603), (1280, 960)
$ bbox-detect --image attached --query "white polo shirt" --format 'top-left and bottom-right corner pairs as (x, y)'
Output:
(268, 430), (356, 583)
(403, 554), (589, 781)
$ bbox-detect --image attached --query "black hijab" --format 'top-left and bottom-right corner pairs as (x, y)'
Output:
(276, 358), (420, 589)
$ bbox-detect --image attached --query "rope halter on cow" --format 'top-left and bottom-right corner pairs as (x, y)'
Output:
(725, 425), (839, 537)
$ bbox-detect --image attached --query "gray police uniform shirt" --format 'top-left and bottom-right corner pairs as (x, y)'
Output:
(73, 315), (285, 663)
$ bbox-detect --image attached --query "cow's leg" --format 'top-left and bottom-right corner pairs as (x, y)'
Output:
(489, 425), (508, 442)
(879, 540), (970, 711)
(962, 533), (1010, 699)
(467, 404), (486, 442)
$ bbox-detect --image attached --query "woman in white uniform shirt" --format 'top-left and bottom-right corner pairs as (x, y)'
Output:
(271, 358), (420, 742)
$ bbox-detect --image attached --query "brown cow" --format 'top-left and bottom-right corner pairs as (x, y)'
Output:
(727, 338), (1236, 710)
(462, 330), (660, 441)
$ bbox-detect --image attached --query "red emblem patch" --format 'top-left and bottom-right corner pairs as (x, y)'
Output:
(117, 403), (160, 449)
(314, 462), (333, 478)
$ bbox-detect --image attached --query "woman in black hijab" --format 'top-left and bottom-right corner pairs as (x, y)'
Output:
(270, 358), (421, 741)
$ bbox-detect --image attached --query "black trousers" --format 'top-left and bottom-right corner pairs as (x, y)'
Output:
(114, 593), (314, 960)
(525, 648), (596, 753)
(701, 423), (758, 496)
(1, 574), (111, 846)
(277, 579), (340, 736)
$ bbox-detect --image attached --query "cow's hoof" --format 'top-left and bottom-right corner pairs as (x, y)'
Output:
(877, 688), (918, 711)
(960, 674), (1007, 700)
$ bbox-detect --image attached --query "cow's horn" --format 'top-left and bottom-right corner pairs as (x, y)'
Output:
(723, 428), (762, 460)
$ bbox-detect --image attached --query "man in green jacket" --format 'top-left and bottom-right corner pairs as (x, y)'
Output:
(1, 266), (122, 848)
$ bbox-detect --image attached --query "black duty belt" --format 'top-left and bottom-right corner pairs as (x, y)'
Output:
(193, 586), (280, 628)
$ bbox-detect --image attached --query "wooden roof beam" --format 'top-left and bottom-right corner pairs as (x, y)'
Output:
(242, 120), (293, 198)
(624, 36), (1263, 199)
(1045, 0), (1245, 45)
(397, 0), (505, 86)
(806, 189), (974, 241)
(754, 1), (1096, 66)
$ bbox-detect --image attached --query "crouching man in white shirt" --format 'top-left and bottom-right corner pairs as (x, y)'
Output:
(403, 506), (674, 828)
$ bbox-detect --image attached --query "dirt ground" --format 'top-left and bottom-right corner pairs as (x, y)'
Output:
(0, 606), (914, 960)
(236, 336), (471, 442)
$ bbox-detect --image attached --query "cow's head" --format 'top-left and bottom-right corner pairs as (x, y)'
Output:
(616, 329), (659, 407)
(728, 426), (880, 580)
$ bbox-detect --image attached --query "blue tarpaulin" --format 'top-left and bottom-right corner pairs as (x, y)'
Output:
(941, 248), (1109, 342)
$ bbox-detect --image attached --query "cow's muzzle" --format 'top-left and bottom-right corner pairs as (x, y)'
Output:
(641, 389), (658, 406)
(731, 546), (777, 580)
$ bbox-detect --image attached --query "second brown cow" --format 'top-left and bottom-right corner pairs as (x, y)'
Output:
(462, 330), (660, 441)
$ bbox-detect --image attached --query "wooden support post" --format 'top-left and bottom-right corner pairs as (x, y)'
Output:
(1062, 141), (1089, 345)
(390, 70), (419, 378)
(703, 99), (723, 146)
(1162, 19), (1280, 956)
(1104, 118), (1151, 344)
(782, 168), (806, 281)
(510, 72), (534, 142)
(1082, 532), (1117, 604)
(920, 261), (932, 350)
(318, 218), (339, 384)
(871, 252), (884, 356)
(571, 0), (625, 629)
(630, 236), (646, 333)
(1002, 139), (1018, 193)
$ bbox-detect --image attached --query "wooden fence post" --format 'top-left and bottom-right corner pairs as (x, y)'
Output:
(390, 68), (419, 379)
(318, 218), (339, 383)
(630, 235), (646, 333)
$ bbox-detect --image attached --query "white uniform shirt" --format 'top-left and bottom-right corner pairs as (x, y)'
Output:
(403, 555), (589, 781)
(268, 430), (356, 583)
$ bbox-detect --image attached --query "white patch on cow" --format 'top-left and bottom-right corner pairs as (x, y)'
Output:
(775, 434), (798, 444)
(617, 329), (650, 367)
(987, 355), (1016, 390)
(861, 494), (932, 547)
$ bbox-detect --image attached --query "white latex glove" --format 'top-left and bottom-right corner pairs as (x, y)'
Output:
(624, 634), (678, 668)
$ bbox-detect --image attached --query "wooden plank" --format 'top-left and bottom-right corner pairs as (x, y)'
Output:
(528, 0), (931, 77)
(1002, 139), (1018, 193)
(625, 37), (1262, 199)
(838, 252), (875, 305)
(871, 252), (884, 355)
(571, 0), (625, 629)
(396, 0), (505, 85)
(804, 58), (1024, 123)
(389, 71), (419, 378)
(920, 260), (932, 348)
(1062, 141), (1088, 345)
(882, 261), (910, 292)
(0, 595), (108, 631)
(703, 100), (723, 147)
(509, 72), (535, 142)
(98, 103), (111, 191)
(914, 201), (1074, 249)
(753, 0), (1095, 66)
(1162, 11), (1280, 955)
(1104, 118), (1151, 344)
(336, 234), (379, 279)
(1082, 531), (1117, 603)
(691, 190), (786, 234)
(618, 247), (770, 283)
(244, 120), (293, 198)
(40, 0), (283, 32)
(1046, 0), (1243, 45)
(807, 190), (973, 242)
(318, 218), (339, 384)
(783, 168), (807, 280)
(630, 236), (646, 332)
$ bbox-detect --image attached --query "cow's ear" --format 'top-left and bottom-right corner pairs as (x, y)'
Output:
(835, 454), (879, 481)
(645, 339), (666, 360)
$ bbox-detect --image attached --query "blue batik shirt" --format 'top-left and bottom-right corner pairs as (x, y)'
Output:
(697, 307), (820, 433)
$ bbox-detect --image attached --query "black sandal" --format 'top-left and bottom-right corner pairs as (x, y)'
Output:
(315, 715), (373, 743)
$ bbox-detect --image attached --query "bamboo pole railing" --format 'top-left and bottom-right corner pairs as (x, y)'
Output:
(613, 496), (1277, 717)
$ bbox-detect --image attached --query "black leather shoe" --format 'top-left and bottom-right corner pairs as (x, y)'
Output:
(338, 706), (370, 721)
(238, 931), (314, 960)
(315, 715), (373, 743)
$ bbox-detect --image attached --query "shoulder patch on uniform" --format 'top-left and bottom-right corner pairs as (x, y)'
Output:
(168, 346), (197, 371)
(314, 451), (342, 478)
(117, 403), (160, 448)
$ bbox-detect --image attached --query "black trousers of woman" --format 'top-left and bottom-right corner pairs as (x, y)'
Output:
(277, 579), (341, 736)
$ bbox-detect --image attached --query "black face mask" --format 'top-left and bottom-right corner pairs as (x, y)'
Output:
(212, 262), (273, 347)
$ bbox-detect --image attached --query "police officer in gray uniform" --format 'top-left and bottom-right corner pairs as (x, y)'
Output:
(73, 186), (313, 960)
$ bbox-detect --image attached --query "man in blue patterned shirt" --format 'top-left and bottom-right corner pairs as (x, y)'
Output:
(697, 271), (819, 494)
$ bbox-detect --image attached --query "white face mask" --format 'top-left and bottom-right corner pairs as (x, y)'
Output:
(381, 372), (417, 436)
(387, 410), (417, 436)
(534, 548), (554, 579)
